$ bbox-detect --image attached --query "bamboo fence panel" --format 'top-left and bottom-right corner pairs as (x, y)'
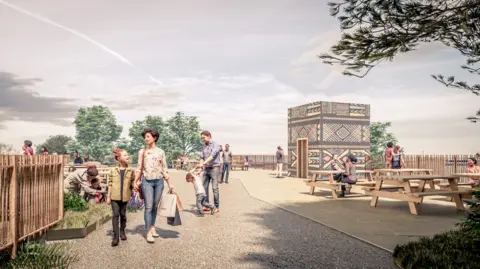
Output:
(0, 155), (67, 258)
(232, 154), (288, 171)
(373, 154), (475, 183)
(231, 154), (475, 181)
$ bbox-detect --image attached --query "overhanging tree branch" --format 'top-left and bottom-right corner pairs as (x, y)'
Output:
(321, 0), (479, 122)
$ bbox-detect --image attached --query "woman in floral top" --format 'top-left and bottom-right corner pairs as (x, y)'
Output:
(134, 128), (175, 243)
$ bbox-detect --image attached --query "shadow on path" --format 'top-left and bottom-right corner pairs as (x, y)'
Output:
(235, 201), (396, 269)
(105, 224), (180, 239)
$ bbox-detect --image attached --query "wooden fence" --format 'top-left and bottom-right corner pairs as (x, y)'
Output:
(372, 154), (475, 183)
(232, 155), (288, 170)
(0, 155), (67, 258)
(230, 154), (475, 177)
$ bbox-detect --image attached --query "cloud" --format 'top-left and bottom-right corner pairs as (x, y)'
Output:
(0, 72), (79, 126)
(90, 83), (183, 111)
(292, 30), (340, 66)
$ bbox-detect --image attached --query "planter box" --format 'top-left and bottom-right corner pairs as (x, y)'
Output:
(46, 215), (112, 241)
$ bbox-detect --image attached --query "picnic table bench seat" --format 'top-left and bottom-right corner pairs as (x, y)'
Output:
(305, 170), (375, 199)
(361, 186), (405, 191)
(411, 189), (473, 197)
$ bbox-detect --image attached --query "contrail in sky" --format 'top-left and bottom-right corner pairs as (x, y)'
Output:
(0, 0), (164, 86)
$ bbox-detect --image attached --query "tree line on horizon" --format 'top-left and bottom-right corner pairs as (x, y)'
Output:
(27, 106), (203, 164)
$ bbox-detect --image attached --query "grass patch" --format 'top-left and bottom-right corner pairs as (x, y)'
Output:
(0, 241), (78, 269)
(55, 204), (111, 230)
(63, 192), (88, 212)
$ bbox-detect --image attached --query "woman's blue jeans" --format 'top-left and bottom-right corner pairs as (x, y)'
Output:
(142, 177), (164, 229)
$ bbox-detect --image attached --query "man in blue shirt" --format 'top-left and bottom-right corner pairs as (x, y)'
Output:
(196, 130), (221, 212)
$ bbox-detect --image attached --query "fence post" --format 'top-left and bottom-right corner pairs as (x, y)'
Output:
(9, 155), (17, 259)
(417, 155), (420, 169)
(58, 155), (65, 220)
(453, 156), (457, 174)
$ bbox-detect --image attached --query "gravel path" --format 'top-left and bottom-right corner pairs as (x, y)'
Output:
(68, 171), (395, 269)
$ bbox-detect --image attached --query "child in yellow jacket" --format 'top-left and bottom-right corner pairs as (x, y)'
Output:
(107, 148), (136, 247)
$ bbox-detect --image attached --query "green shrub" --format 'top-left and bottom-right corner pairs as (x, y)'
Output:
(63, 192), (87, 212)
(0, 241), (78, 269)
(393, 186), (480, 269)
(458, 186), (480, 237)
(393, 229), (479, 269)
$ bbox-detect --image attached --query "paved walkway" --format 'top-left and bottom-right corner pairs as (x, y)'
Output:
(67, 170), (395, 269)
(238, 169), (464, 251)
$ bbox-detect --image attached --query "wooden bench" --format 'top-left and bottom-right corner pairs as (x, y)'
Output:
(362, 186), (405, 191)
(306, 170), (375, 199)
(434, 179), (473, 200)
(411, 189), (473, 197)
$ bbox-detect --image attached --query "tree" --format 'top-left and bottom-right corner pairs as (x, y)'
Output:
(319, 0), (480, 122)
(36, 135), (72, 154)
(127, 115), (166, 163)
(65, 140), (87, 157)
(164, 112), (203, 160)
(370, 122), (399, 157)
(0, 143), (13, 154)
(125, 113), (203, 163)
(72, 106), (123, 162)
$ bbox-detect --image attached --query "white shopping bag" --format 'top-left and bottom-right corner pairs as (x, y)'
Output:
(158, 193), (177, 217)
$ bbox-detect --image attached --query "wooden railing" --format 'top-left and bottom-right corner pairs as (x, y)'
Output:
(0, 155), (67, 258)
(232, 155), (288, 171)
(230, 154), (476, 178)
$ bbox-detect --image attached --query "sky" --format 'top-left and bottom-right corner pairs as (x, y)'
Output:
(0, 0), (478, 154)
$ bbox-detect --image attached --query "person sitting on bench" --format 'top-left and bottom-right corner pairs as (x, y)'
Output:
(330, 156), (343, 182)
(333, 154), (358, 197)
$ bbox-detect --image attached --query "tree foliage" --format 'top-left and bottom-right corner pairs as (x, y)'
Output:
(36, 135), (72, 154)
(0, 143), (13, 154)
(66, 106), (203, 164)
(74, 106), (123, 144)
(71, 106), (122, 162)
(164, 112), (203, 159)
(370, 122), (399, 156)
(319, 0), (480, 122)
(125, 113), (202, 163)
(128, 115), (166, 154)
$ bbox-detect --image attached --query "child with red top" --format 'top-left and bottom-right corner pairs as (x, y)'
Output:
(22, 140), (34, 155)
(384, 142), (394, 168)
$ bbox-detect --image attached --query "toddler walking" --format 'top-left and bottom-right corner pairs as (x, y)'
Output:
(185, 168), (216, 217)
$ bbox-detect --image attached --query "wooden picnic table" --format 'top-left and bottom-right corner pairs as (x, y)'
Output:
(305, 170), (374, 199)
(452, 173), (480, 181)
(374, 168), (435, 189)
(374, 168), (433, 176)
(365, 174), (473, 215)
